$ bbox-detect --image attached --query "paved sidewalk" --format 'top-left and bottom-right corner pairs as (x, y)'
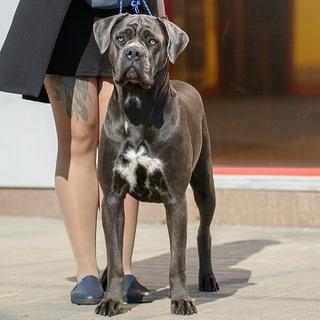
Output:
(0, 216), (320, 320)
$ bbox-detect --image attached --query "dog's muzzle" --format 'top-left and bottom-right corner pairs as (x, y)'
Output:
(114, 43), (153, 88)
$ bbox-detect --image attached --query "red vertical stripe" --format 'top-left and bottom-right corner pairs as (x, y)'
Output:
(164, 0), (173, 18)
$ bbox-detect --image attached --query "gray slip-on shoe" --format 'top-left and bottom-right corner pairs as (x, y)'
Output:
(71, 275), (104, 305)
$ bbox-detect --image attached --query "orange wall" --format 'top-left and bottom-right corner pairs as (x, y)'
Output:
(203, 0), (219, 89)
(292, 0), (320, 88)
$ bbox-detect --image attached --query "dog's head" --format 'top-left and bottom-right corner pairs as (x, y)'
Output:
(93, 14), (189, 89)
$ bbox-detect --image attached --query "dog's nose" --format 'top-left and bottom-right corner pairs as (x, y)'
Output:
(125, 47), (143, 61)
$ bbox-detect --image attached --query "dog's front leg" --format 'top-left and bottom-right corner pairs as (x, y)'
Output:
(96, 194), (125, 317)
(164, 195), (197, 315)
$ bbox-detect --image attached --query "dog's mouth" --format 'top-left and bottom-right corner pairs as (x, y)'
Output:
(115, 66), (153, 89)
(124, 67), (141, 85)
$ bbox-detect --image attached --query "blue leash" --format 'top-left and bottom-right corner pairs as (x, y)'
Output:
(119, 0), (153, 15)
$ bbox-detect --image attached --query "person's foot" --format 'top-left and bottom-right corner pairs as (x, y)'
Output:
(71, 275), (104, 305)
(124, 274), (153, 303)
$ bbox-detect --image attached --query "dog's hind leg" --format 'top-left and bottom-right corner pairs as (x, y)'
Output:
(190, 118), (219, 292)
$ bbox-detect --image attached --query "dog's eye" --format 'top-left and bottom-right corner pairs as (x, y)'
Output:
(117, 36), (125, 43)
(149, 39), (157, 45)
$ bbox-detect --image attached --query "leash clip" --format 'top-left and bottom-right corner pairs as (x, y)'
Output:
(131, 1), (141, 14)
(119, 0), (153, 15)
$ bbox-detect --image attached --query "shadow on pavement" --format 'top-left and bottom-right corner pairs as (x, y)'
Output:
(129, 239), (279, 310)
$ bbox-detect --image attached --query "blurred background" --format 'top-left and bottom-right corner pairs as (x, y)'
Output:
(166, 0), (320, 167)
(0, 0), (319, 226)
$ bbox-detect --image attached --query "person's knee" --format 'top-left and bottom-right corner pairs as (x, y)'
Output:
(54, 116), (100, 162)
(69, 121), (99, 157)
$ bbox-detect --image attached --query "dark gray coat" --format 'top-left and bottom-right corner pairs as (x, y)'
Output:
(0, 0), (160, 103)
(0, 0), (72, 101)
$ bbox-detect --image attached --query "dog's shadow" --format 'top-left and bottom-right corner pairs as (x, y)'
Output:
(127, 239), (279, 310)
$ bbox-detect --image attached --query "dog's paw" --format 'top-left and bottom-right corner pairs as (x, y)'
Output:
(199, 274), (219, 292)
(171, 298), (197, 315)
(95, 299), (123, 317)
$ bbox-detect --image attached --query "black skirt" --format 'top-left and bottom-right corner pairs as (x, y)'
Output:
(47, 0), (149, 77)
(24, 0), (156, 103)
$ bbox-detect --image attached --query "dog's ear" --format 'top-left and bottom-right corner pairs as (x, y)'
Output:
(93, 13), (129, 54)
(158, 17), (189, 64)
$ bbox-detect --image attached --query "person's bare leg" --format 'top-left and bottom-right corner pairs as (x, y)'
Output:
(122, 195), (139, 274)
(98, 77), (139, 275)
(44, 75), (100, 282)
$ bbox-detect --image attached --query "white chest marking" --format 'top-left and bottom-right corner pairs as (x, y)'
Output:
(114, 146), (163, 191)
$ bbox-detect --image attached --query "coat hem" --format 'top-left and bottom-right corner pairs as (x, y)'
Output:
(0, 83), (36, 98)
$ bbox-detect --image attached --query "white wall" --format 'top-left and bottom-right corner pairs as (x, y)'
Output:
(0, 0), (57, 188)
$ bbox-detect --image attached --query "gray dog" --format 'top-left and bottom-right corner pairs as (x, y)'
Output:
(93, 13), (219, 316)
